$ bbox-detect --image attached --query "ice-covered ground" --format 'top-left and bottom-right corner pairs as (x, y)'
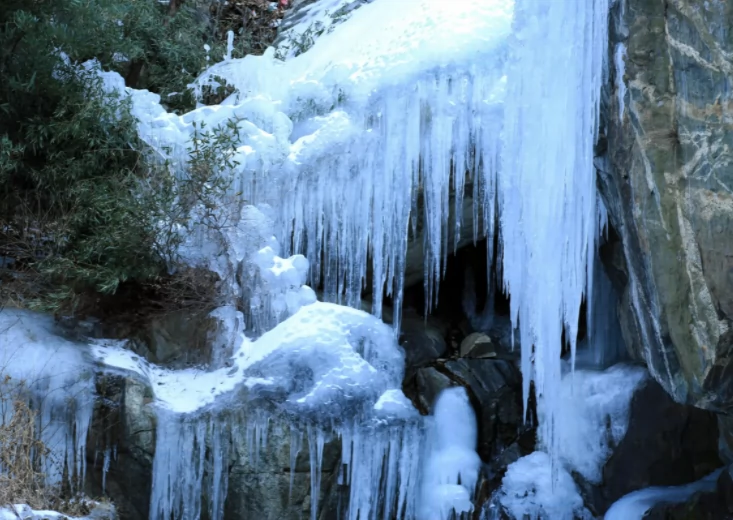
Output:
(605, 468), (723, 520)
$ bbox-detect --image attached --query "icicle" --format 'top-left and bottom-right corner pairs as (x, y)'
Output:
(499, 0), (609, 475)
(226, 30), (235, 61)
(289, 427), (303, 500)
(149, 409), (227, 520)
(207, 418), (230, 520)
(307, 425), (325, 520)
(102, 448), (111, 494)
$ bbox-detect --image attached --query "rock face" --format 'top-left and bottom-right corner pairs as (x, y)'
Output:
(86, 372), (156, 520)
(599, 0), (733, 411)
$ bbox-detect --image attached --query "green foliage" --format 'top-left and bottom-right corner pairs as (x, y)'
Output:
(118, 0), (226, 113)
(0, 0), (241, 314)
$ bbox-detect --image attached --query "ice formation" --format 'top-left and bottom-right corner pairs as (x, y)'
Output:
(554, 364), (647, 484)
(605, 468), (723, 520)
(0, 310), (94, 490)
(99, 0), (514, 334)
(500, 0), (609, 473)
(92, 302), (422, 520)
(498, 452), (592, 520)
(28, 0), (620, 516)
(419, 387), (482, 520)
(614, 43), (627, 120)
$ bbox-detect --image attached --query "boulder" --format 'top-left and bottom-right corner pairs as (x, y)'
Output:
(460, 332), (497, 359)
(414, 367), (452, 413)
(86, 372), (156, 520)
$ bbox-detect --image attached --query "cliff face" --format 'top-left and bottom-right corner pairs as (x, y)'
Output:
(600, 0), (733, 412)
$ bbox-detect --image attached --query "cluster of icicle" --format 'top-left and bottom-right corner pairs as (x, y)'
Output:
(63, 0), (613, 517)
(149, 409), (425, 520)
(501, 0), (610, 473)
(148, 387), (483, 520)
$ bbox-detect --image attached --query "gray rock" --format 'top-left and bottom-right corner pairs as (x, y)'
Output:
(415, 367), (452, 412)
(139, 310), (216, 369)
(600, 0), (733, 410)
(460, 332), (497, 359)
(400, 310), (448, 372)
(86, 372), (156, 520)
(224, 419), (342, 520)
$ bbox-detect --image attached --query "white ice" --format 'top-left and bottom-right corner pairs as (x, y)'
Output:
(499, 451), (593, 520)
(614, 43), (627, 120)
(500, 0), (609, 473)
(0, 503), (113, 520)
(554, 364), (647, 484)
(419, 387), (481, 520)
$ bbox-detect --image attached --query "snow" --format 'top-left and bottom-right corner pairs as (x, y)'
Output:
(0, 505), (109, 520)
(121, 302), (417, 520)
(499, 451), (593, 520)
(605, 468), (723, 520)
(419, 387), (481, 520)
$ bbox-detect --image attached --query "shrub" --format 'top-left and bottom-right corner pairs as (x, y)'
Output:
(0, 0), (243, 316)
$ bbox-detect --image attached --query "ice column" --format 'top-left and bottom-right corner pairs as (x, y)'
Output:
(149, 409), (230, 520)
(419, 388), (481, 520)
(499, 0), (609, 472)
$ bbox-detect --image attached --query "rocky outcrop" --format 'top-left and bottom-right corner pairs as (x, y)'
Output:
(599, 0), (733, 412)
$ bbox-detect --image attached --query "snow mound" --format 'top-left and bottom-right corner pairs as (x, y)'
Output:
(242, 301), (404, 419)
(499, 451), (592, 520)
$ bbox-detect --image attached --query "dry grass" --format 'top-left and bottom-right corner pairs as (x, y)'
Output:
(0, 378), (94, 517)
(0, 384), (48, 510)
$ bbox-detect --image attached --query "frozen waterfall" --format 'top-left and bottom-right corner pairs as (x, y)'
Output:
(25, 0), (617, 517)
